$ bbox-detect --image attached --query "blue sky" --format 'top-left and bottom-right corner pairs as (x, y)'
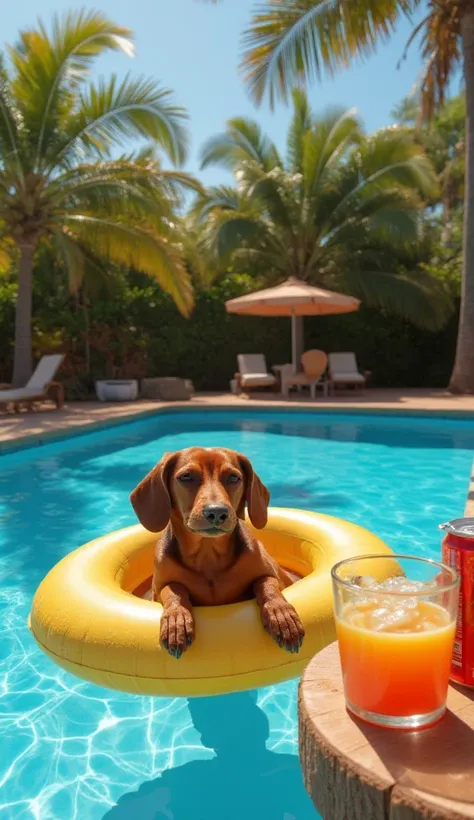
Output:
(2, 1), (463, 186)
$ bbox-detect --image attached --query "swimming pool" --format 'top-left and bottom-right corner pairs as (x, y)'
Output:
(1, 409), (473, 819)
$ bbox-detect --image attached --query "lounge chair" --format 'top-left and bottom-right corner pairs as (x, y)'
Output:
(0, 354), (65, 411)
(282, 350), (328, 400)
(235, 354), (278, 394)
(328, 352), (369, 393)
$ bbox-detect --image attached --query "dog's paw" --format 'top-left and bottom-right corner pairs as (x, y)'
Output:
(160, 605), (195, 659)
(261, 598), (305, 654)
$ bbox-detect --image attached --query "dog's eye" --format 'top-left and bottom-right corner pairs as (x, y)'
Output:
(177, 472), (194, 483)
(227, 474), (241, 484)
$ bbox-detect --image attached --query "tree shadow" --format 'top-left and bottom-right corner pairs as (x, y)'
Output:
(102, 690), (316, 820)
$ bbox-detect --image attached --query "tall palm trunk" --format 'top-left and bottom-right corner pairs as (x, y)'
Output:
(449, 10), (474, 393)
(12, 243), (35, 387)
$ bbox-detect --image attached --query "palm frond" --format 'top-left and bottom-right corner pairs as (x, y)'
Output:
(241, 0), (420, 106)
(340, 266), (453, 331)
(191, 185), (243, 222)
(248, 169), (299, 236)
(54, 74), (189, 169)
(215, 215), (267, 261)
(287, 87), (313, 171)
(302, 106), (361, 198)
(0, 58), (23, 178)
(367, 204), (421, 244)
(54, 229), (121, 297)
(357, 128), (439, 198)
(325, 131), (438, 228)
(174, 218), (213, 286)
(9, 9), (135, 169)
(54, 228), (85, 293)
(200, 117), (281, 171)
(50, 160), (202, 218)
(64, 214), (194, 316)
(417, 4), (462, 120)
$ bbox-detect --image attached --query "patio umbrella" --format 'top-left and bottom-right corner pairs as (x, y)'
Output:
(225, 277), (360, 370)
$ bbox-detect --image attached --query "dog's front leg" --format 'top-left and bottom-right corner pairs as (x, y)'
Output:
(160, 583), (195, 659)
(253, 576), (305, 654)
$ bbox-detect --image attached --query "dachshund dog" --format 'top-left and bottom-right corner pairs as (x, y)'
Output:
(130, 447), (305, 659)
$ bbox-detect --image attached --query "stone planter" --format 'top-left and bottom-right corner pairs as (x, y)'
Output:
(95, 380), (138, 402)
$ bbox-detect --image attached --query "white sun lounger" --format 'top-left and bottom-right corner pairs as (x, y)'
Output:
(328, 352), (368, 392)
(235, 354), (278, 393)
(0, 354), (64, 410)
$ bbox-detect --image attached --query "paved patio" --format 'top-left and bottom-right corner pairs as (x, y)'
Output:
(2, 388), (474, 451)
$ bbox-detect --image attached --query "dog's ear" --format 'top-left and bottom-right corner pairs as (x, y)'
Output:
(237, 454), (270, 529)
(130, 452), (177, 532)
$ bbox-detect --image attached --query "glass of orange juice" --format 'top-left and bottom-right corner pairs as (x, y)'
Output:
(331, 554), (459, 730)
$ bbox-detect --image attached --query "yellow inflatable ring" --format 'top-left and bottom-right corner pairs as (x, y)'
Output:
(29, 508), (394, 697)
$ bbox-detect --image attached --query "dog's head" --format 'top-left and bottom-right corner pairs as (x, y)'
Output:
(130, 447), (270, 536)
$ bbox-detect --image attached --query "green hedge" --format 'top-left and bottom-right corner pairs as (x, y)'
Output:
(0, 273), (458, 392)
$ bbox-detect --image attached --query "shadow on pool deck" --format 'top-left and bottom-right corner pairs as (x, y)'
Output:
(102, 691), (316, 820)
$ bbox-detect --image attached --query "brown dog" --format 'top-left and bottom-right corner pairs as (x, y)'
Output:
(130, 447), (305, 659)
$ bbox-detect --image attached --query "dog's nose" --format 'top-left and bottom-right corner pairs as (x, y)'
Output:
(202, 504), (230, 525)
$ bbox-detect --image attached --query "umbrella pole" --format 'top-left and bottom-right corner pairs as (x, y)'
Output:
(291, 313), (305, 372)
(291, 312), (298, 372)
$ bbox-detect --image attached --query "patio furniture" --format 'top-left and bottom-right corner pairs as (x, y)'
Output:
(226, 278), (360, 371)
(235, 354), (278, 394)
(0, 354), (64, 412)
(328, 352), (370, 393)
(281, 349), (328, 399)
(299, 642), (474, 819)
(140, 377), (193, 401)
(95, 380), (138, 401)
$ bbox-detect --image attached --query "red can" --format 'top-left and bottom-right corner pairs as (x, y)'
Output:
(440, 517), (474, 688)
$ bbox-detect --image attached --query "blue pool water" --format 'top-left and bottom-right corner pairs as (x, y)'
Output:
(1, 409), (474, 819)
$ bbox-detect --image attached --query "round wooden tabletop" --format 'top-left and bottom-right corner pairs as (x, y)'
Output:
(298, 643), (474, 820)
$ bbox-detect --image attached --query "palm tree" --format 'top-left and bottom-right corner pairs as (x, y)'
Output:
(241, 1), (474, 392)
(194, 89), (451, 331)
(0, 10), (202, 386)
(393, 93), (465, 237)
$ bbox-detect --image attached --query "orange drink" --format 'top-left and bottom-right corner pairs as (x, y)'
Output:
(331, 555), (459, 730)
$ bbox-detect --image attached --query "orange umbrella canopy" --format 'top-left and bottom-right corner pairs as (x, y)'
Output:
(225, 277), (360, 317)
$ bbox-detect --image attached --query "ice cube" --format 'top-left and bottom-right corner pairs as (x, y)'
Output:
(378, 577), (436, 595)
(369, 605), (418, 632)
(354, 596), (380, 612)
(350, 611), (367, 629)
(352, 575), (379, 589)
(378, 576), (408, 590)
(397, 580), (428, 594)
(396, 597), (418, 610)
(368, 607), (392, 630)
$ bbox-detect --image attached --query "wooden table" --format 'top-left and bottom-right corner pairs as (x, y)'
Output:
(298, 643), (474, 820)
